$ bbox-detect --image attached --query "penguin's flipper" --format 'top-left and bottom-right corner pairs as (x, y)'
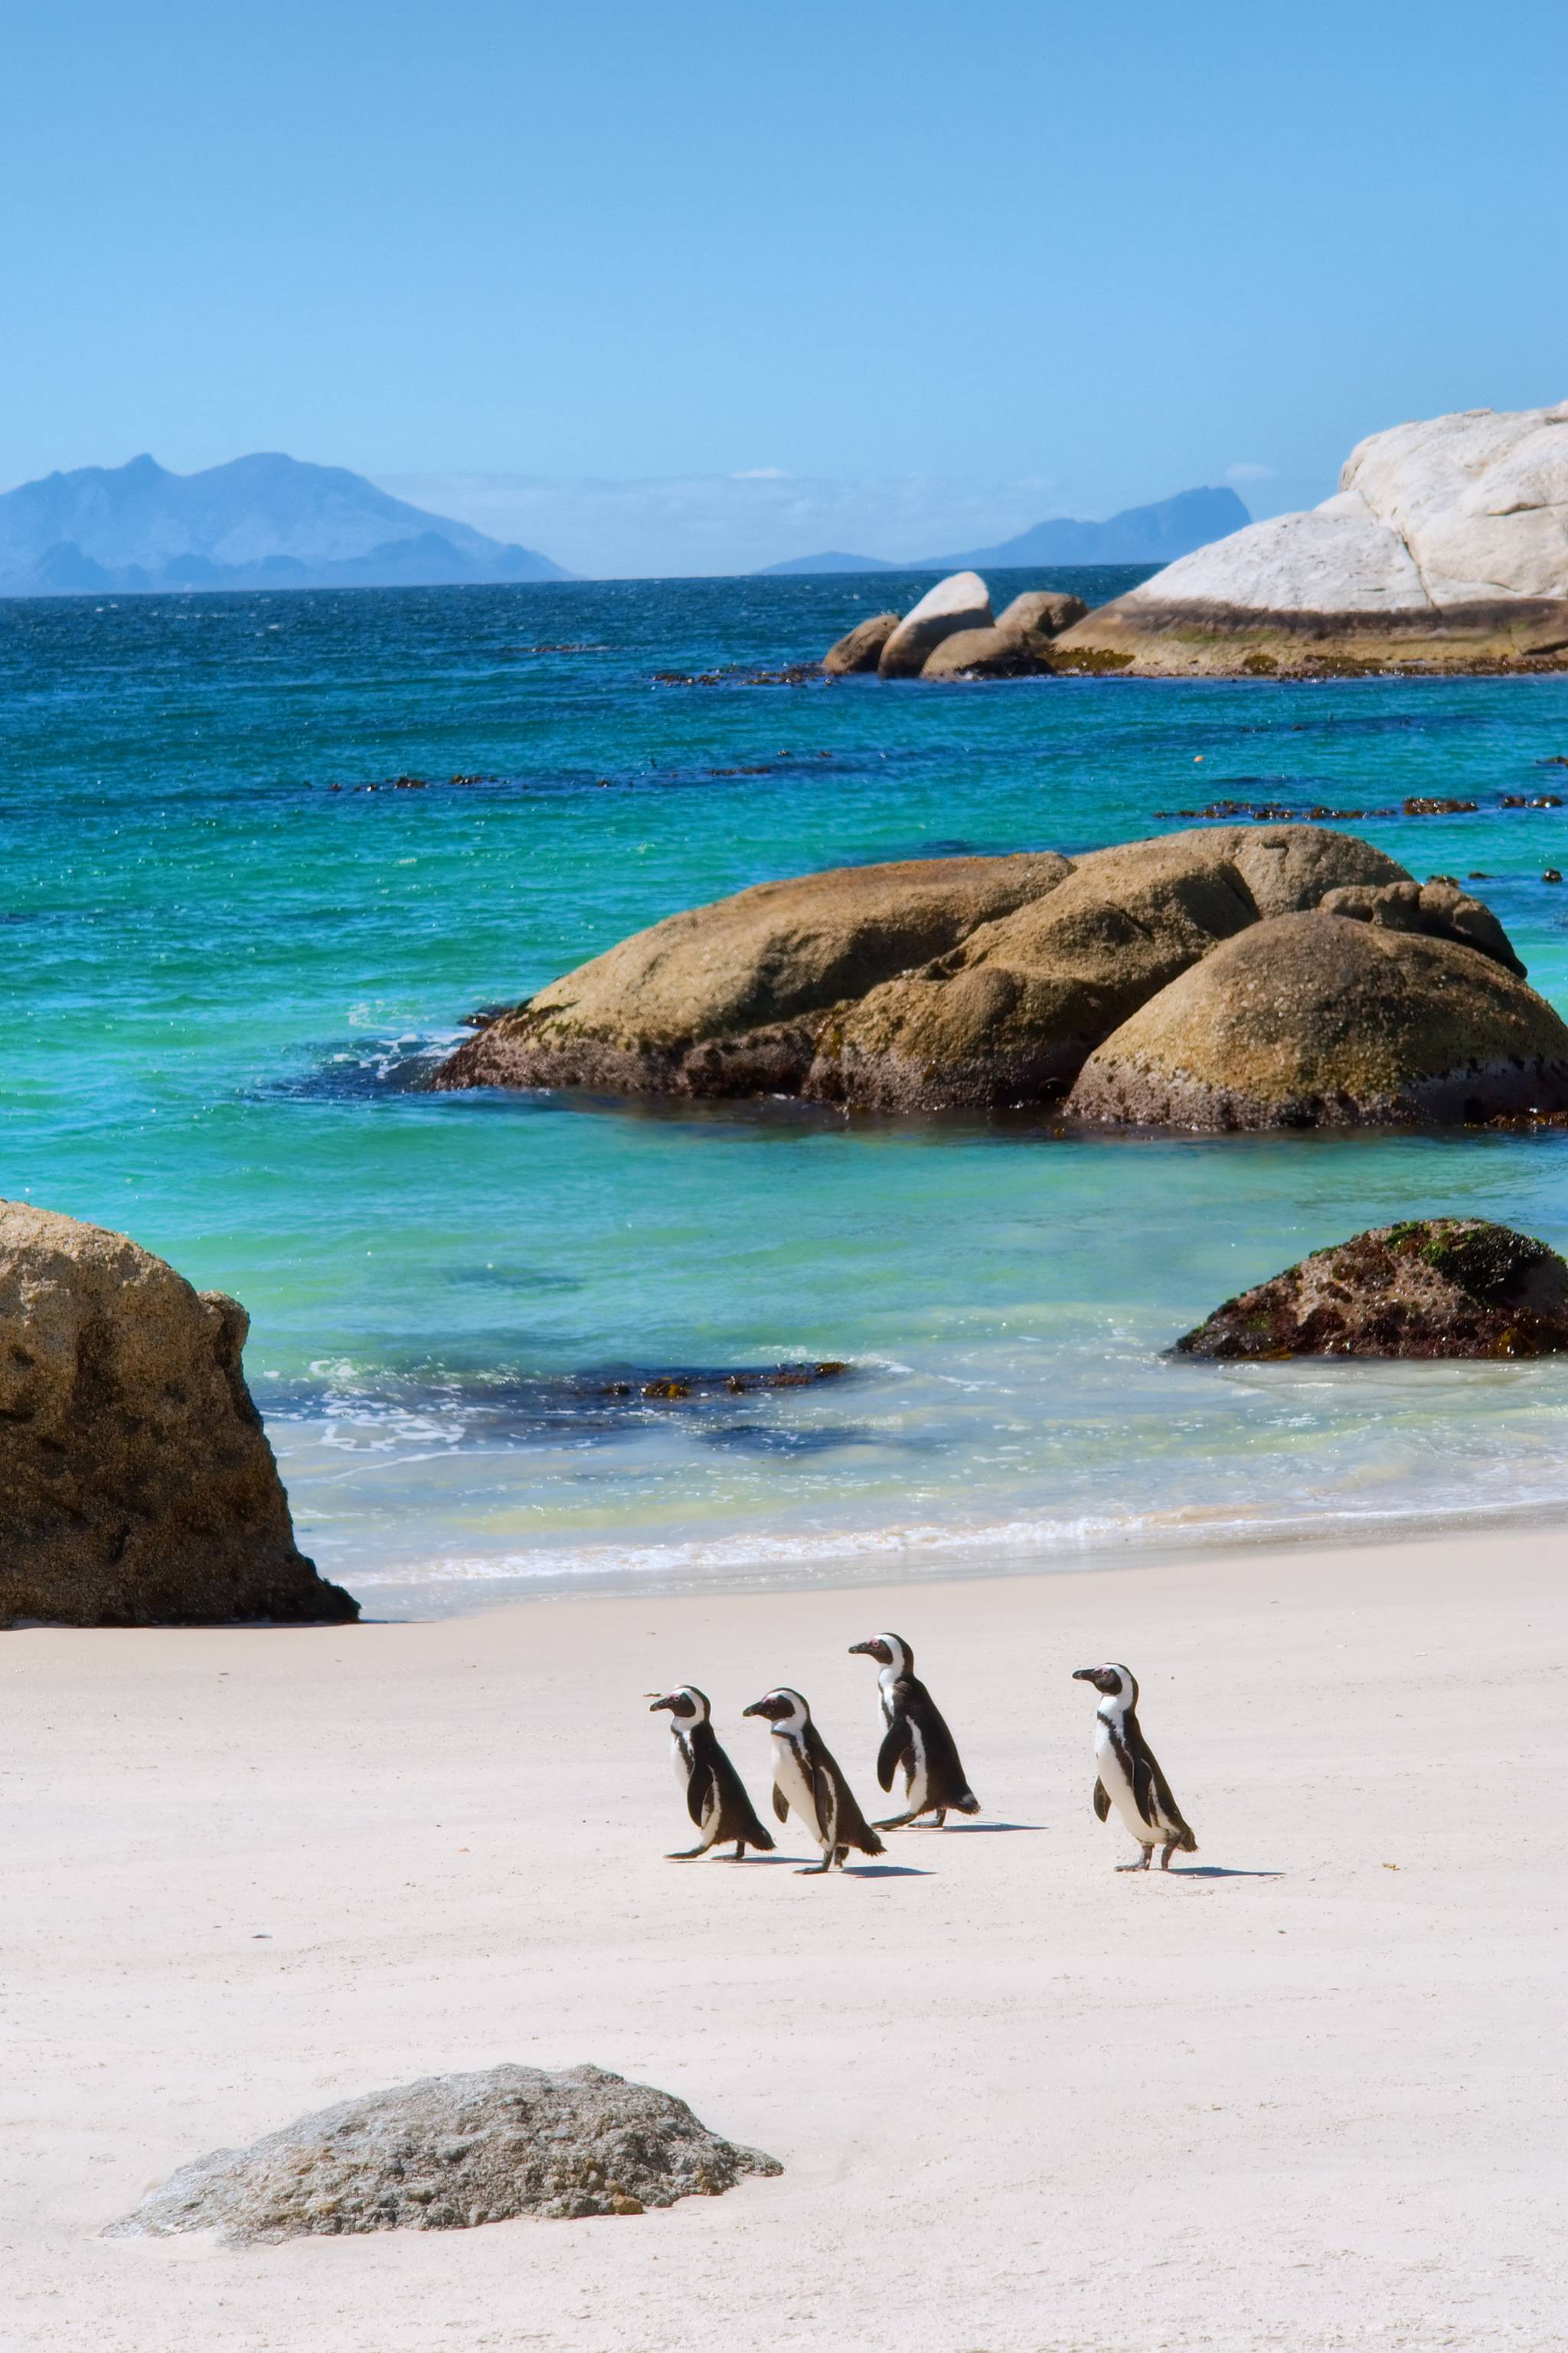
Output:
(773, 1782), (789, 1824)
(876, 1718), (913, 1795)
(742, 1809), (776, 1851)
(1093, 1777), (1111, 1822)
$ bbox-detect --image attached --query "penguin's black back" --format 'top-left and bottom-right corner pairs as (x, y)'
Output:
(802, 1717), (884, 1856)
(882, 1672), (978, 1812)
(688, 1717), (775, 1850)
(1119, 1704), (1195, 1849)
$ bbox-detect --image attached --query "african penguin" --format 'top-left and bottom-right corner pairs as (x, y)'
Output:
(740, 1688), (885, 1874)
(648, 1686), (775, 1859)
(1072, 1662), (1197, 1871)
(848, 1632), (980, 1828)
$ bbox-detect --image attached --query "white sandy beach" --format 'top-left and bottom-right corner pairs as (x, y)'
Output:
(5, 1526), (1565, 2353)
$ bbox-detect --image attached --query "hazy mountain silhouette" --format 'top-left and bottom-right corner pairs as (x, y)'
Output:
(753, 486), (1249, 577)
(0, 453), (570, 594)
(916, 486), (1250, 570)
(754, 549), (897, 576)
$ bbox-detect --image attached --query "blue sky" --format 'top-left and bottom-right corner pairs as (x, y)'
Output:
(5, 1), (1566, 574)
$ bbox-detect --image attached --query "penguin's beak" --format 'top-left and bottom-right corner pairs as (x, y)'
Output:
(1070, 1667), (1097, 1683)
(648, 1693), (676, 1713)
(741, 1698), (769, 1718)
(848, 1640), (877, 1657)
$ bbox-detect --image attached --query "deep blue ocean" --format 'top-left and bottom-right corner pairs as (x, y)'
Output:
(6, 567), (1568, 1616)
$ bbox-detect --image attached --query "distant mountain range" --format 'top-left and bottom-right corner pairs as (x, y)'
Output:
(0, 453), (570, 596)
(753, 487), (1250, 577)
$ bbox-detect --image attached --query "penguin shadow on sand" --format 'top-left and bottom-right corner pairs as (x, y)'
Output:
(1072, 1660), (1282, 1881)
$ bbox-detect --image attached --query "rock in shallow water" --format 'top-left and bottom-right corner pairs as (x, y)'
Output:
(1174, 1219), (1568, 1358)
(877, 570), (992, 677)
(435, 825), (1436, 1116)
(1065, 914), (1568, 1129)
(434, 852), (1072, 1096)
(822, 611), (900, 674)
(0, 1202), (355, 1628)
(109, 2064), (782, 2243)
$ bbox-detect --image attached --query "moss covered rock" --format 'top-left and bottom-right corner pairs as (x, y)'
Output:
(1174, 1218), (1568, 1358)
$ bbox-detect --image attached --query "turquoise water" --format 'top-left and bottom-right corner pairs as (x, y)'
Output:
(6, 571), (1568, 1616)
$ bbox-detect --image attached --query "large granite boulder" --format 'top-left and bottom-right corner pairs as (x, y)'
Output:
(435, 853), (1073, 1096)
(109, 2064), (781, 2244)
(877, 571), (992, 677)
(1067, 914), (1568, 1128)
(822, 612), (900, 674)
(433, 825), (1544, 1127)
(1174, 1220), (1568, 1359)
(0, 1204), (355, 1627)
(803, 828), (1411, 1110)
(1054, 401), (1568, 674)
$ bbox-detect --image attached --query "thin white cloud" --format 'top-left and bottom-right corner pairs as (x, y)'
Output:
(1226, 461), (1275, 483)
(730, 466), (792, 480)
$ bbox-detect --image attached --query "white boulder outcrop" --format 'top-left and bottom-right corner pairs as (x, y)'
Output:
(1054, 401), (1568, 672)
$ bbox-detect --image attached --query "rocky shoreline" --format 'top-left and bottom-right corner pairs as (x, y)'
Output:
(821, 403), (1568, 679)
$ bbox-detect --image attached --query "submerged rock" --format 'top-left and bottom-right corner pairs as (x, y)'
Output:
(822, 612), (900, 674)
(1054, 400), (1568, 675)
(1174, 1219), (1568, 1358)
(109, 2064), (782, 2244)
(877, 571), (992, 677)
(0, 1204), (356, 1628)
(1067, 913), (1568, 1129)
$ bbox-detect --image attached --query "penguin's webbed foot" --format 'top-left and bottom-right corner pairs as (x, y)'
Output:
(664, 1845), (710, 1860)
(1116, 1850), (1153, 1872)
(799, 1858), (833, 1875)
(874, 1811), (917, 1830)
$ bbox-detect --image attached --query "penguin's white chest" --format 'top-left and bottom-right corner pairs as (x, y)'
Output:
(881, 1678), (928, 1806)
(671, 1730), (694, 1792)
(773, 1737), (827, 1845)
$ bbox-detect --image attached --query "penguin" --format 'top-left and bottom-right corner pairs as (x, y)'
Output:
(848, 1632), (980, 1828)
(1071, 1662), (1197, 1871)
(740, 1688), (885, 1874)
(647, 1686), (776, 1859)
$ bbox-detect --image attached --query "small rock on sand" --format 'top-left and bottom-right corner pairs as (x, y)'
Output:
(108, 2064), (782, 2244)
